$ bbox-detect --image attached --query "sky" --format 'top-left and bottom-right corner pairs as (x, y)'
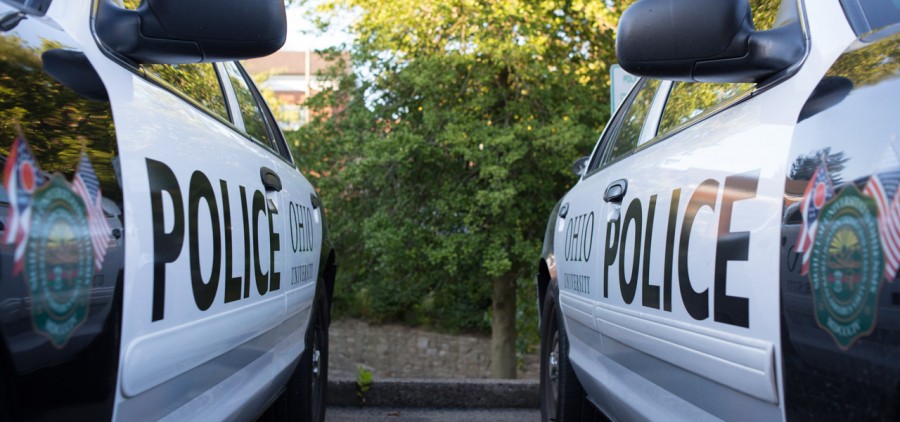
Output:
(281, 4), (354, 52)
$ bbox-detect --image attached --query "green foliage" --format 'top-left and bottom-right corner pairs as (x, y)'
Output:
(356, 364), (374, 405)
(292, 0), (624, 349)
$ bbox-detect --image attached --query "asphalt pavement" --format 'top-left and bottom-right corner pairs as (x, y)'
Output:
(326, 407), (540, 421)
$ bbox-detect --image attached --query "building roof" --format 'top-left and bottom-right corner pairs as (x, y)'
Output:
(242, 50), (346, 77)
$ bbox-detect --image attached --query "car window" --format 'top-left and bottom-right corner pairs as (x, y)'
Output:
(143, 63), (229, 120)
(657, 82), (754, 137)
(221, 61), (276, 149)
(601, 79), (661, 166)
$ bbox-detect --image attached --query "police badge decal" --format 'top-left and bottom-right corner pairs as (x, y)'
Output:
(808, 186), (882, 350)
(3, 136), (110, 348)
(796, 158), (900, 350)
(26, 175), (94, 348)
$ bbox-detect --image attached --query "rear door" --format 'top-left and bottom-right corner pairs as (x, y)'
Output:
(218, 61), (323, 367)
(553, 77), (662, 381)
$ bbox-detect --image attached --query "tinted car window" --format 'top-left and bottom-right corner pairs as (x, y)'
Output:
(143, 63), (229, 120)
(602, 79), (661, 166)
(221, 62), (274, 148)
(657, 82), (753, 137)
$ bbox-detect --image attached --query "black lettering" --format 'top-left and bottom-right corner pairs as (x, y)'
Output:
(222, 180), (241, 303)
(642, 195), (660, 309)
(147, 159), (184, 322)
(240, 186), (251, 299)
(189, 171), (221, 311)
(604, 215), (620, 298)
(289, 201), (314, 254)
(269, 199), (281, 292)
(307, 207), (313, 250)
(583, 212), (594, 262)
(619, 198), (642, 305)
(573, 215), (581, 262)
(253, 190), (269, 295)
(664, 189), (681, 312)
(289, 202), (298, 253)
(679, 179), (718, 321)
(714, 171), (758, 328)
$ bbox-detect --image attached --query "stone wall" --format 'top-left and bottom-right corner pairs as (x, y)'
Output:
(329, 318), (539, 380)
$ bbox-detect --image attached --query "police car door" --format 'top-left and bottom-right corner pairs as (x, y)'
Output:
(588, 76), (804, 418)
(101, 61), (290, 419)
(219, 61), (323, 367)
(552, 78), (660, 387)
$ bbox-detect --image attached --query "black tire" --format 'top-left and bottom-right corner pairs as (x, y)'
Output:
(280, 283), (330, 422)
(539, 282), (603, 422)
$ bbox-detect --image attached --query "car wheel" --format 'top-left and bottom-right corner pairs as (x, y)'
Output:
(540, 282), (603, 422)
(279, 282), (330, 422)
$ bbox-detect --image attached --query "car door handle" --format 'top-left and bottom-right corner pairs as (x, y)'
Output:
(260, 167), (282, 192)
(604, 179), (628, 203)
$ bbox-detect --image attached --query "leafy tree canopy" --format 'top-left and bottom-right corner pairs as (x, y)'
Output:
(293, 0), (631, 342)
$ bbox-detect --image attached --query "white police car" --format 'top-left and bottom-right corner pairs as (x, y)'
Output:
(0, 0), (335, 420)
(537, 0), (900, 420)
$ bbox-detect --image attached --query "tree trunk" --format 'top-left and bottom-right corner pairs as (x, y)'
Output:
(491, 274), (517, 379)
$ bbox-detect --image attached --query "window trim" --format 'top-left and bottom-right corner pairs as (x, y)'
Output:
(637, 80), (673, 147)
(216, 62), (245, 132)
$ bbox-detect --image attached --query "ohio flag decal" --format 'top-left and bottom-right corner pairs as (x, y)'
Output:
(3, 136), (43, 275)
(796, 161), (834, 275)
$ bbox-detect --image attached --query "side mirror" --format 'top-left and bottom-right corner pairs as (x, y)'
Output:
(572, 156), (589, 177)
(616, 0), (804, 83)
(94, 0), (286, 64)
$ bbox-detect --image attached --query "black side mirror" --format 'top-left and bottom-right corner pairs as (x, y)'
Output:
(572, 156), (589, 177)
(94, 0), (286, 64)
(616, 0), (804, 83)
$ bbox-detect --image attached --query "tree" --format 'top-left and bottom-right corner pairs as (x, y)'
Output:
(293, 0), (632, 378)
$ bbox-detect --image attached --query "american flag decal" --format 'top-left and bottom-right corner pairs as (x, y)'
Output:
(2, 136), (43, 276)
(796, 162), (834, 275)
(71, 153), (111, 270)
(863, 170), (900, 282)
